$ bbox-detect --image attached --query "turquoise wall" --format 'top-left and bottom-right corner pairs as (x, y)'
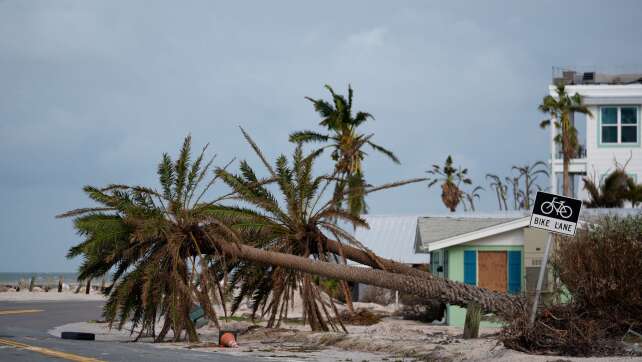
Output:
(446, 244), (524, 327)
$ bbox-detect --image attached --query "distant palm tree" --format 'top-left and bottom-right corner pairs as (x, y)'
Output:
(486, 174), (508, 211)
(427, 156), (472, 212)
(461, 186), (484, 212)
(289, 85), (399, 216)
(539, 84), (592, 197)
(583, 169), (636, 208)
(512, 161), (549, 209)
(505, 176), (522, 210)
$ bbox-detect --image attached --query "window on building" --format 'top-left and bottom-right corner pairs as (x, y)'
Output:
(600, 106), (639, 145)
(621, 107), (638, 143)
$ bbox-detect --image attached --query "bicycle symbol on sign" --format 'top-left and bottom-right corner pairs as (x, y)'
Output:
(540, 197), (573, 219)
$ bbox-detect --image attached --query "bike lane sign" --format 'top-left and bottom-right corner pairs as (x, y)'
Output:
(529, 191), (582, 236)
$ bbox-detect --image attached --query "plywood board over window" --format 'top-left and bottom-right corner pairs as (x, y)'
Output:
(478, 251), (507, 293)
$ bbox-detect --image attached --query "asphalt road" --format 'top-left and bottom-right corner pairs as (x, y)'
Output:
(0, 301), (257, 361)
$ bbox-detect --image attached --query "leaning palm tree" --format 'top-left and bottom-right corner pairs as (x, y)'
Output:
(427, 156), (472, 212)
(512, 161), (549, 209)
(289, 85), (399, 216)
(583, 169), (635, 208)
(211, 142), (426, 331)
(59, 136), (231, 342)
(204, 231), (524, 319)
(539, 84), (592, 197)
(486, 174), (509, 211)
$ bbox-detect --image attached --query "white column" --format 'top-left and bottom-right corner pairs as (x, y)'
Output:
(550, 115), (557, 194)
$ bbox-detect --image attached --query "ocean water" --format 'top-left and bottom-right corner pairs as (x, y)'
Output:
(0, 272), (108, 286)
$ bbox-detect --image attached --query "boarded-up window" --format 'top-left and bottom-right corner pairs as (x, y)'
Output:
(478, 251), (507, 293)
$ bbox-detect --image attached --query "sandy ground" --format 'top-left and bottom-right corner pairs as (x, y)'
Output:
(47, 299), (642, 362)
(0, 290), (106, 302)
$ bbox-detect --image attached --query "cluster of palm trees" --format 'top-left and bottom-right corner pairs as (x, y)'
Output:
(60, 85), (521, 342)
(425, 157), (549, 213)
(485, 161), (549, 211)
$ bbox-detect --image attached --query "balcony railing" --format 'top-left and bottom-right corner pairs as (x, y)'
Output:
(556, 144), (586, 160)
(552, 66), (642, 86)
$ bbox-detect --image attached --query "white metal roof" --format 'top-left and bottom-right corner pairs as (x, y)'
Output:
(351, 215), (429, 265)
(351, 209), (641, 261)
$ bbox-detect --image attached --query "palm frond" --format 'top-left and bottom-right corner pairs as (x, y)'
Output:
(239, 126), (276, 177)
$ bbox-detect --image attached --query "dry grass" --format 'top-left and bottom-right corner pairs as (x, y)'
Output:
(502, 216), (642, 356)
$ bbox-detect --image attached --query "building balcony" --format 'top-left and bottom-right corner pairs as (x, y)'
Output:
(551, 145), (587, 174)
(555, 144), (587, 160)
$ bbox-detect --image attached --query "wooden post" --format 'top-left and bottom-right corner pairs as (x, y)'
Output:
(28, 276), (35, 292)
(85, 279), (91, 294)
(463, 302), (481, 339)
(395, 290), (399, 310)
(58, 276), (64, 293)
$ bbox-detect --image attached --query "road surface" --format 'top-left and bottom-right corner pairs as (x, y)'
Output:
(0, 301), (257, 361)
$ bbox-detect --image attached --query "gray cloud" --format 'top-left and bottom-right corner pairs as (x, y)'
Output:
(1, 0), (641, 271)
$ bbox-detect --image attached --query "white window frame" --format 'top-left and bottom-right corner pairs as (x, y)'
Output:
(599, 106), (640, 147)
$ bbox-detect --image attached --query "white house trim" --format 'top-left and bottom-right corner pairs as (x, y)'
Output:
(549, 84), (642, 99)
(427, 217), (530, 252)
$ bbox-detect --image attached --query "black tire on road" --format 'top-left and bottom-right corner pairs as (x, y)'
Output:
(61, 332), (95, 341)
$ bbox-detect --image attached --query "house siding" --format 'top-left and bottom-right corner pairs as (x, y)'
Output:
(446, 242), (524, 327)
(580, 105), (642, 201)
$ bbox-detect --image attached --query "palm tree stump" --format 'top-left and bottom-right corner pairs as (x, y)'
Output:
(463, 302), (481, 339)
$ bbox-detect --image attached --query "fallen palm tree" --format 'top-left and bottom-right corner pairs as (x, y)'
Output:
(59, 135), (523, 341)
(201, 226), (523, 318)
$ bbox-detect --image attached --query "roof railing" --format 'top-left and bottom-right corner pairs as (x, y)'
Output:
(552, 66), (642, 86)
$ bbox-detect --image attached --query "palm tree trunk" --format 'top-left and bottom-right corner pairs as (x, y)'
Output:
(501, 189), (508, 211)
(324, 238), (430, 279)
(208, 236), (522, 318)
(339, 280), (354, 313)
(563, 156), (571, 197)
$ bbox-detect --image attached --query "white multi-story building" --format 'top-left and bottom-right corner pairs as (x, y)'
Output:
(548, 69), (642, 200)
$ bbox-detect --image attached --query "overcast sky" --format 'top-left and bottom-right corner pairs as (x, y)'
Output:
(1, 1), (641, 272)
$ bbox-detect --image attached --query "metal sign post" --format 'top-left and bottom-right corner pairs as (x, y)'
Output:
(528, 191), (582, 327)
(529, 232), (553, 326)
